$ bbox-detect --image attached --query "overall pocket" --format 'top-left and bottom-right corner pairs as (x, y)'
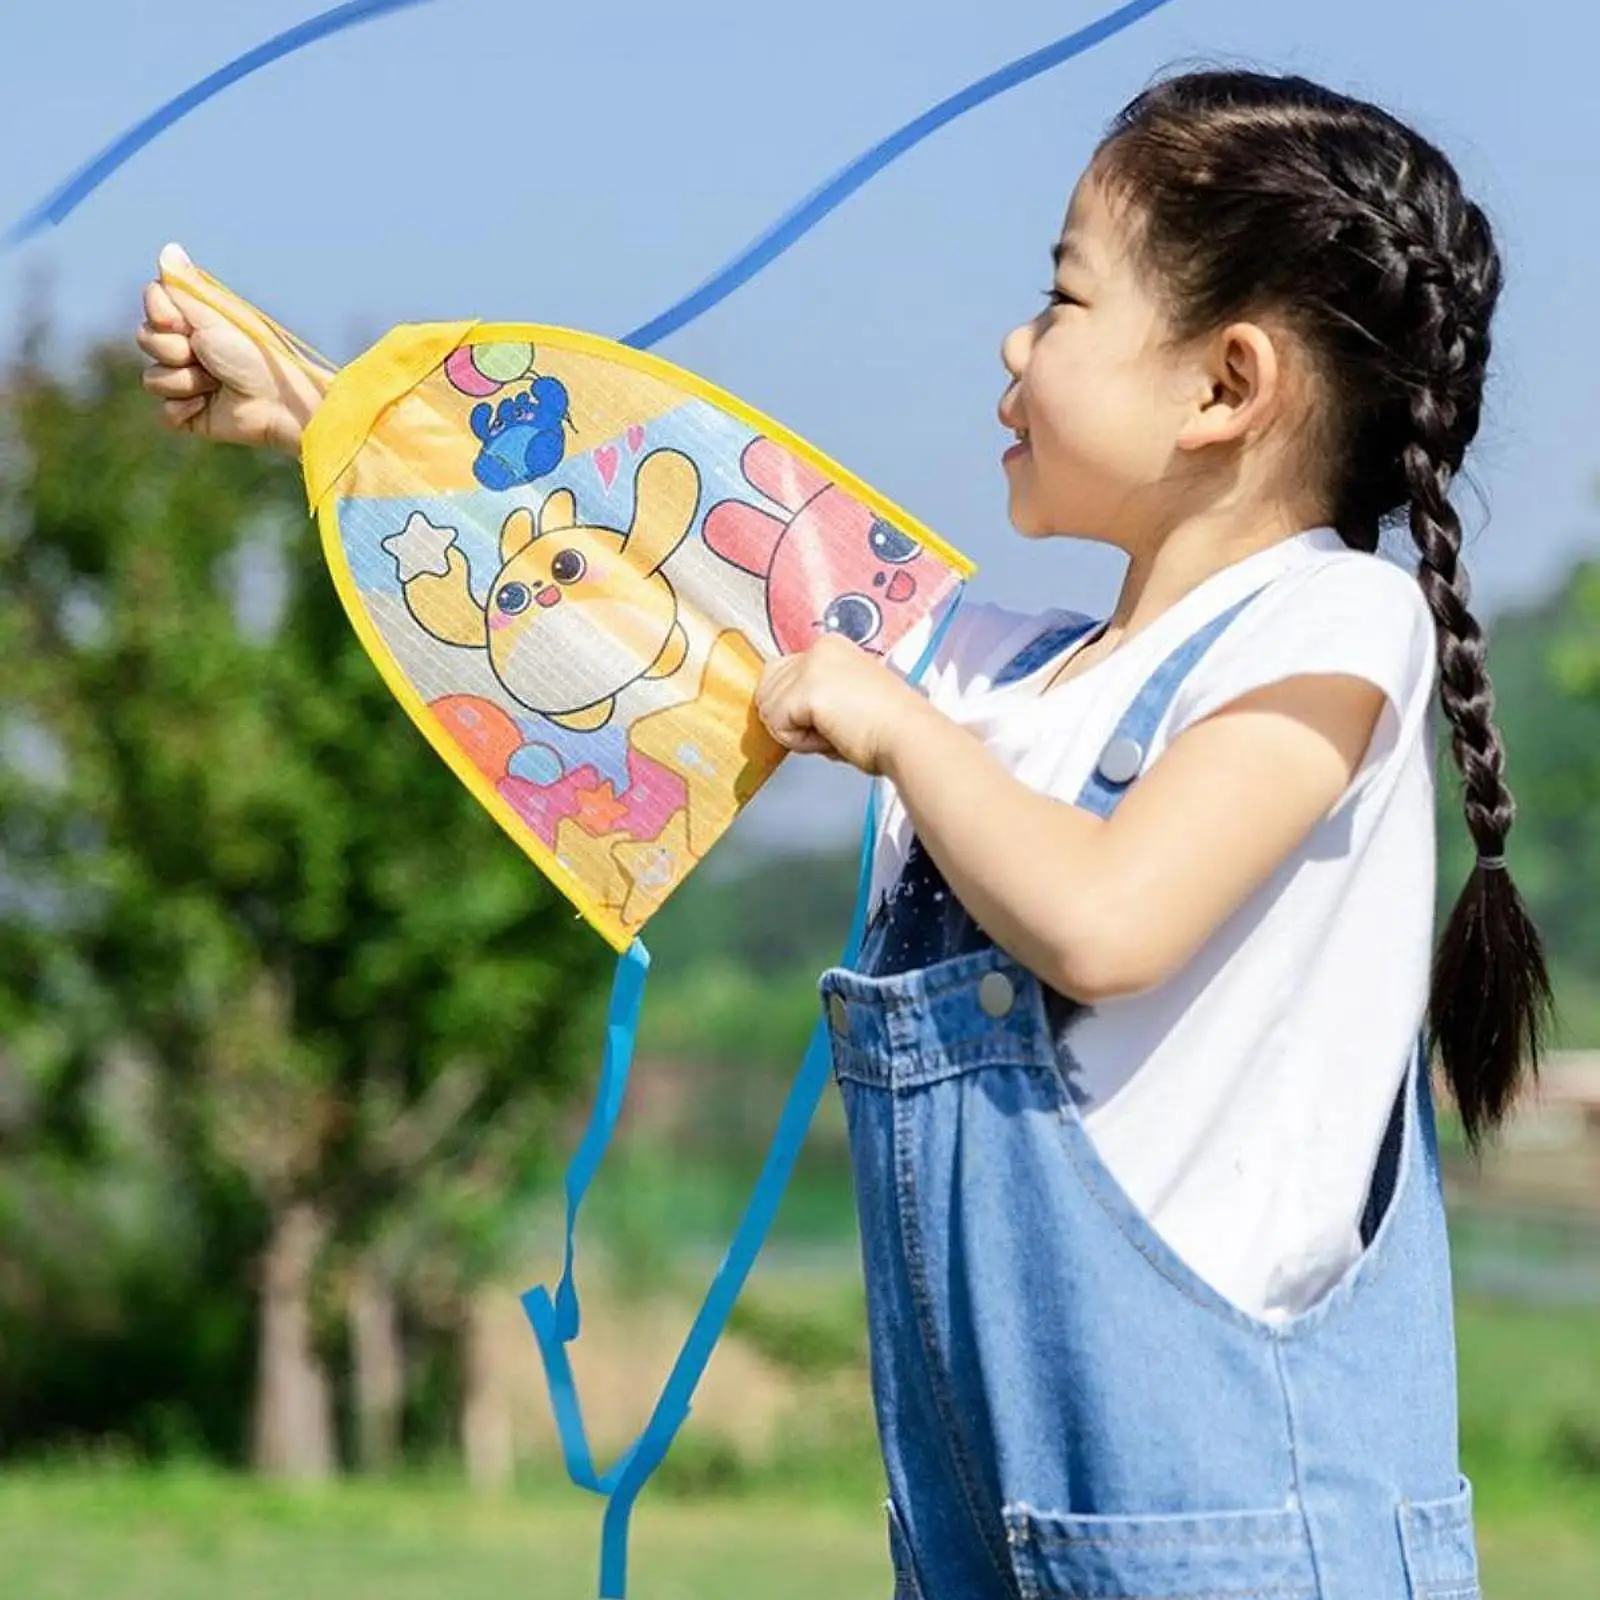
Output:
(1398, 1477), (1480, 1600)
(1003, 1501), (1318, 1599)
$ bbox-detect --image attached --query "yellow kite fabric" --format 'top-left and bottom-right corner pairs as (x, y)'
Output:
(164, 261), (974, 950)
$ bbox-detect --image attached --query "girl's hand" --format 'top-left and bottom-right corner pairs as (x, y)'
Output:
(135, 244), (330, 455)
(755, 634), (931, 775)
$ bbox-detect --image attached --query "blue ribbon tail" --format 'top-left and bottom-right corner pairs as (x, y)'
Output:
(6, 0), (1180, 326)
(4, 0), (438, 248)
(572, 583), (967, 1596)
(621, 0), (1181, 349)
(520, 937), (650, 1495)
(592, 1015), (835, 1596)
(522, 1284), (613, 1493)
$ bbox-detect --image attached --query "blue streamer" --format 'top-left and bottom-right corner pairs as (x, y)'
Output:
(621, 0), (1181, 349)
(516, 592), (968, 1541)
(521, 938), (651, 1496)
(6, 0), (1182, 351)
(520, 587), (966, 1598)
(590, 587), (967, 1598)
(552, 939), (651, 1342)
(3, 0), (437, 249)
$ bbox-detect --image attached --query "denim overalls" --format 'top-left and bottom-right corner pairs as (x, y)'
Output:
(819, 599), (1481, 1599)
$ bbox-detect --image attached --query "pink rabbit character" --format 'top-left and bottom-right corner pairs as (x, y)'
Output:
(702, 437), (941, 657)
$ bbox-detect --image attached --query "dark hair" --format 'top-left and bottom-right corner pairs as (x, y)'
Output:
(1096, 70), (1549, 1144)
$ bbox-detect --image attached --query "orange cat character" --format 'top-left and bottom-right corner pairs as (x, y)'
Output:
(388, 449), (699, 731)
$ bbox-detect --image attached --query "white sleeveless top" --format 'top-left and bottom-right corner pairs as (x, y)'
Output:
(881, 528), (1440, 1321)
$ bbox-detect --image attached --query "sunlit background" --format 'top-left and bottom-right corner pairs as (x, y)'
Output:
(2, 3), (1597, 1596)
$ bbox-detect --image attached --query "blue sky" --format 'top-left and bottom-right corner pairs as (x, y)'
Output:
(3, 0), (1597, 846)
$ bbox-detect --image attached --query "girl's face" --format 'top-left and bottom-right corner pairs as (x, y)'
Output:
(999, 172), (1208, 548)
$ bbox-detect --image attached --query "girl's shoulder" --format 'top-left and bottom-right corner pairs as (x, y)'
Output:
(890, 597), (1094, 694)
(1247, 540), (1435, 671)
(1173, 542), (1438, 731)
(1276, 536), (1434, 613)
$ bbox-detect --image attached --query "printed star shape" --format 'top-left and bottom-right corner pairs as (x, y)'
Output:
(383, 511), (458, 581)
(571, 780), (630, 837)
(611, 808), (695, 928)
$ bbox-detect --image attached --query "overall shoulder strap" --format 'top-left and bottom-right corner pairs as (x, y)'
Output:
(992, 612), (1103, 688)
(1073, 589), (1265, 818)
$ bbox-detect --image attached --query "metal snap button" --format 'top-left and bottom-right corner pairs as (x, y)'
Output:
(978, 971), (1015, 1019)
(827, 993), (848, 1033)
(1096, 734), (1144, 786)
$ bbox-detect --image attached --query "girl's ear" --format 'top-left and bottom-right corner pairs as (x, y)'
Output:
(1175, 320), (1283, 452)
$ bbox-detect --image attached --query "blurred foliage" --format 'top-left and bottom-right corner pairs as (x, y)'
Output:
(1456, 1298), (1600, 1492)
(726, 1280), (868, 1378)
(0, 337), (609, 1462)
(646, 849), (863, 979)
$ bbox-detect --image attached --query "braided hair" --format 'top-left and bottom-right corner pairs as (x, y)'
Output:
(1097, 70), (1550, 1143)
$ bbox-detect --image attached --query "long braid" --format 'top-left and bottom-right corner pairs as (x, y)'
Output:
(1402, 389), (1551, 1139)
(1348, 178), (1553, 1141)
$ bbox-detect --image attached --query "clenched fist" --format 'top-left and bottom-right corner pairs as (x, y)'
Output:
(135, 243), (332, 454)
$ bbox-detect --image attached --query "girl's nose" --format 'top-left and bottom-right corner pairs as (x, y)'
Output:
(1001, 322), (1032, 380)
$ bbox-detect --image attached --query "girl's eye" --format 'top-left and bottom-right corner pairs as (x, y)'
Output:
(551, 549), (586, 584)
(1042, 287), (1080, 308)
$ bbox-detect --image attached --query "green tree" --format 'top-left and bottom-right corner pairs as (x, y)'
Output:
(1554, 562), (1600, 698)
(0, 337), (609, 1472)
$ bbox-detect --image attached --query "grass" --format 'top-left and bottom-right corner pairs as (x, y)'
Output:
(1458, 1300), (1600, 1474)
(0, 1470), (889, 1600)
(3, 1299), (1596, 1599)
(3, 1456), (1598, 1600)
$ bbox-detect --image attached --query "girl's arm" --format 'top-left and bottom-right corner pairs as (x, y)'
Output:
(880, 674), (1385, 1001)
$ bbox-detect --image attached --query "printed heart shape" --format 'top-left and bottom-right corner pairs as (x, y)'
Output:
(626, 424), (646, 453)
(595, 444), (620, 489)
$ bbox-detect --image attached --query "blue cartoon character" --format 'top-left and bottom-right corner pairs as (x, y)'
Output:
(470, 375), (572, 491)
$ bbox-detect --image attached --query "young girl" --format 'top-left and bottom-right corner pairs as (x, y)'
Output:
(139, 69), (1546, 1600)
